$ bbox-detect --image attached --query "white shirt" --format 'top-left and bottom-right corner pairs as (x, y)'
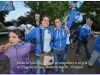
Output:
(43, 29), (51, 52)
(20, 24), (35, 35)
(66, 33), (70, 44)
(7, 26), (23, 30)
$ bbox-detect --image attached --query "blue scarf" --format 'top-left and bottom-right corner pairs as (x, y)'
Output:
(14, 41), (26, 48)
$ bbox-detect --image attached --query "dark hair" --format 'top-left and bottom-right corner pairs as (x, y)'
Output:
(54, 18), (62, 26)
(26, 20), (32, 24)
(12, 21), (17, 24)
(12, 21), (19, 26)
(28, 21), (32, 24)
(9, 29), (25, 41)
(41, 15), (51, 23)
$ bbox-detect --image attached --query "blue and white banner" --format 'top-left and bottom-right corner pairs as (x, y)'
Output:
(75, 11), (83, 23)
(0, 1), (15, 12)
(69, 1), (84, 9)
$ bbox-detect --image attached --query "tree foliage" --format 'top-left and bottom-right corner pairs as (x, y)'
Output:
(17, 1), (100, 30)
(24, 1), (70, 23)
(77, 1), (100, 31)
(0, 12), (8, 23)
(17, 15), (27, 25)
(4, 21), (12, 26)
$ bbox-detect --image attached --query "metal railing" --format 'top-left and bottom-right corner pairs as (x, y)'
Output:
(0, 32), (9, 35)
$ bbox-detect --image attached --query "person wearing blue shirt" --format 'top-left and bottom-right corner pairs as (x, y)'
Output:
(25, 15), (54, 74)
(75, 18), (97, 59)
(52, 3), (76, 73)
(25, 2), (76, 73)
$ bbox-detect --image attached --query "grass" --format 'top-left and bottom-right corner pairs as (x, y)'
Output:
(0, 28), (8, 32)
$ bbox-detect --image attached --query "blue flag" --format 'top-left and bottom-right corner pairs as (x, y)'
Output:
(69, 1), (83, 9)
(75, 11), (83, 23)
(0, 1), (15, 12)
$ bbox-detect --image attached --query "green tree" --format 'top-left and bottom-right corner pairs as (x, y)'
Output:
(23, 1), (100, 30)
(0, 12), (8, 23)
(24, 1), (70, 23)
(17, 15), (27, 25)
(4, 21), (12, 26)
(77, 1), (100, 31)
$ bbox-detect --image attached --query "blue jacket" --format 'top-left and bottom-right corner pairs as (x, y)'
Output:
(53, 27), (67, 49)
(53, 7), (76, 49)
(25, 26), (53, 56)
(25, 7), (76, 53)
(25, 25), (66, 52)
(79, 24), (94, 40)
(94, 36), (100, 52)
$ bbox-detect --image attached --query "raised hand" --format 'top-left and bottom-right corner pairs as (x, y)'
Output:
(70, 3), (75, 7)
(3, 43), (12, 52)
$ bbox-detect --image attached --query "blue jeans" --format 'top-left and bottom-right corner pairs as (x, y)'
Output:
(36, 56), (46, 74)
(75, 39), (91, 59)
(52, 49), (65, 74)
(63, 45), (70, 62)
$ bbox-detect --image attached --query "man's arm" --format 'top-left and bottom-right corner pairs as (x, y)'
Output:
(66, 3), (76, 29)
(0, 22), (8, 30)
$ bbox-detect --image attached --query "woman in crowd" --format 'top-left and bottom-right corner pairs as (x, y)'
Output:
(25, 15), (54, 74)
(2, 2), (79, 74)
(52, 3), (76, 73)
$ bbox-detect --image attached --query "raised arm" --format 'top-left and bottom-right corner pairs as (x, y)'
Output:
(66, 3), (76, 29)
(0, 22), (8, 30)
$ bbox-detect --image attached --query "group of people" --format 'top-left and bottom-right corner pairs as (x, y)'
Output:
(0, 20), (38, 35)
(69, 18), (100, 68)
(0, 1), (100, 74)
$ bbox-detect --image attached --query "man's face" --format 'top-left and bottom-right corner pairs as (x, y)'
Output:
(13, 22), (18, 26)
(88, 22), (93, 27)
